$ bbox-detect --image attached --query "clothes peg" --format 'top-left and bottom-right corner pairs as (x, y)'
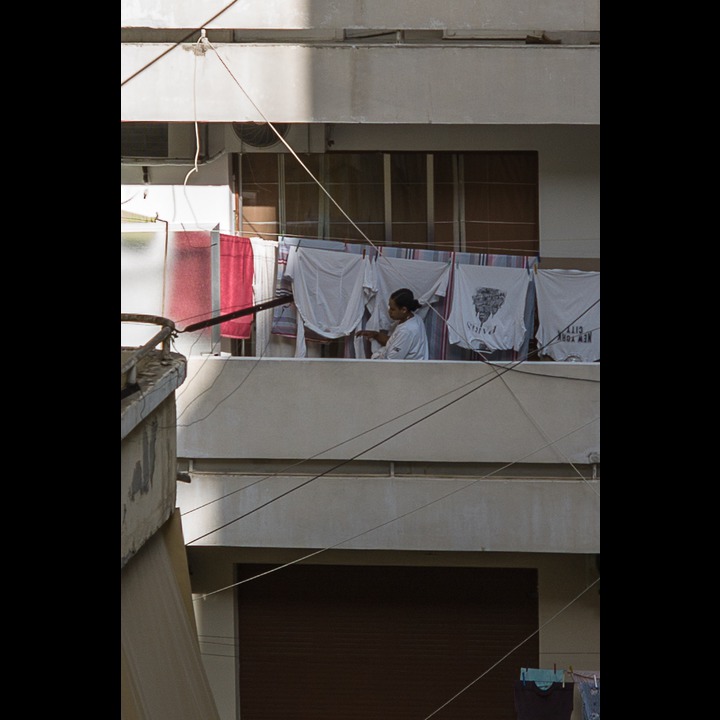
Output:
(593, 674), (597, 688)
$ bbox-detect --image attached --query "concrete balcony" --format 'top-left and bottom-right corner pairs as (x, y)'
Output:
(121, 43), (598, 125)
(176, 357), (599, 555)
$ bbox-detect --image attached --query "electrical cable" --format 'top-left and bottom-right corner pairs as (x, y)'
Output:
(187, 378), (598, 545)
(421, 577), (600, 720)
(120, 1), (242, 87)
(191, 414), (598, 598)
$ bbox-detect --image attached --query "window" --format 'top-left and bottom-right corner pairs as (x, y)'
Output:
(240, 154), (280, 240)
(240, 150), (538, 255)
(462, 153), (538, 255)
(285, 153), (322, 239)
(326, 153), (385, 243)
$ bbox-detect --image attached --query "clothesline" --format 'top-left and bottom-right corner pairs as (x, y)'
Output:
(173, 231), (599, 363)
(237, 228), (540, 255)
(269, 236), (599, 362)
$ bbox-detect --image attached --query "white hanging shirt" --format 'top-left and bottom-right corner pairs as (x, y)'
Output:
(250, 236), (278, 355)
(284, 246), (369, 358)
(447, 263), (531, 352)
(361, 255), (451, 357)
(534, 269), (600, 361)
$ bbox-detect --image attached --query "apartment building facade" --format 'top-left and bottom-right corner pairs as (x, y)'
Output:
(121, 2), (600, 718)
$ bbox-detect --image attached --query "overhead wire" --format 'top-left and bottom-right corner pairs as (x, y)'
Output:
(193, 578), (601, 681)
(421, 577), (600, 720)
(187, 394), (598, 545)
(178, 36), (206, 233)
(120, 0), (242, 87)
(191, 414), (598, 598)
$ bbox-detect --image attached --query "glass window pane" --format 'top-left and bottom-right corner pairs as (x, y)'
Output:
(465, 221), (537, 255)
(462, 152), (538, 256)
(285, 183), (319, 238)
(285, 153), (321, 182)
(465, 184), (537, 223)
(241, 154), (279, 240)
(242, 154), (279, 183)
(486, 153), (537, 183)
(392, 182), (426, 223)
(327, 153), (384, 183)
(391, 153), (426, 224)
(434, 153), (455, 183)
(326, 153), (385, 242)
(328, 221), (385, 245)
(434, 222), (455, 250)
(434, 182), (454, 223)
(387, 153), (427, 246)
(392, 223), (427, 247)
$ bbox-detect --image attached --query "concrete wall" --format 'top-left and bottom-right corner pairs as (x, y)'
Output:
(121, 44), (598, 124)
(121, 348), (187, 568)
(121, 0), (600, 32)
(177, 358), (599, 465)
(177, 469), (600, 554)
(175, 357), (599, 555)
(121, 397), (180, 567)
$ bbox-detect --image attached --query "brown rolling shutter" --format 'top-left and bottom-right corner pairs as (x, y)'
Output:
(236, 564), (538, 719)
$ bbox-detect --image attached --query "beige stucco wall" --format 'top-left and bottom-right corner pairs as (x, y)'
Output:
(121, 44), (598, 124)
(177, 358), (599, 465)
(175, 358), (599, 555)
(177, 469), (599, 555)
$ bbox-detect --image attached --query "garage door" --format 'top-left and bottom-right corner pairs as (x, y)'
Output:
(236, 564), (538, 719)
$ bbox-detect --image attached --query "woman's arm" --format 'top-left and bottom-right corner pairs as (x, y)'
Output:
(356, 329), (390, 346)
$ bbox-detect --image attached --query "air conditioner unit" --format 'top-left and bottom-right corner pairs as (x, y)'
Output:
(121, 122), (214, 163)
(225, 122), (310, 153)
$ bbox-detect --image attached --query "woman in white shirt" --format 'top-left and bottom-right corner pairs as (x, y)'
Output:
(357, 288), (429, 360)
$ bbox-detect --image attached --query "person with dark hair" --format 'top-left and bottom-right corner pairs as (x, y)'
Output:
(356, 288), (429, 360)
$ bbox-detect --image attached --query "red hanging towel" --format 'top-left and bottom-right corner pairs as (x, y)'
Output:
(220, 234), (255, 339)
